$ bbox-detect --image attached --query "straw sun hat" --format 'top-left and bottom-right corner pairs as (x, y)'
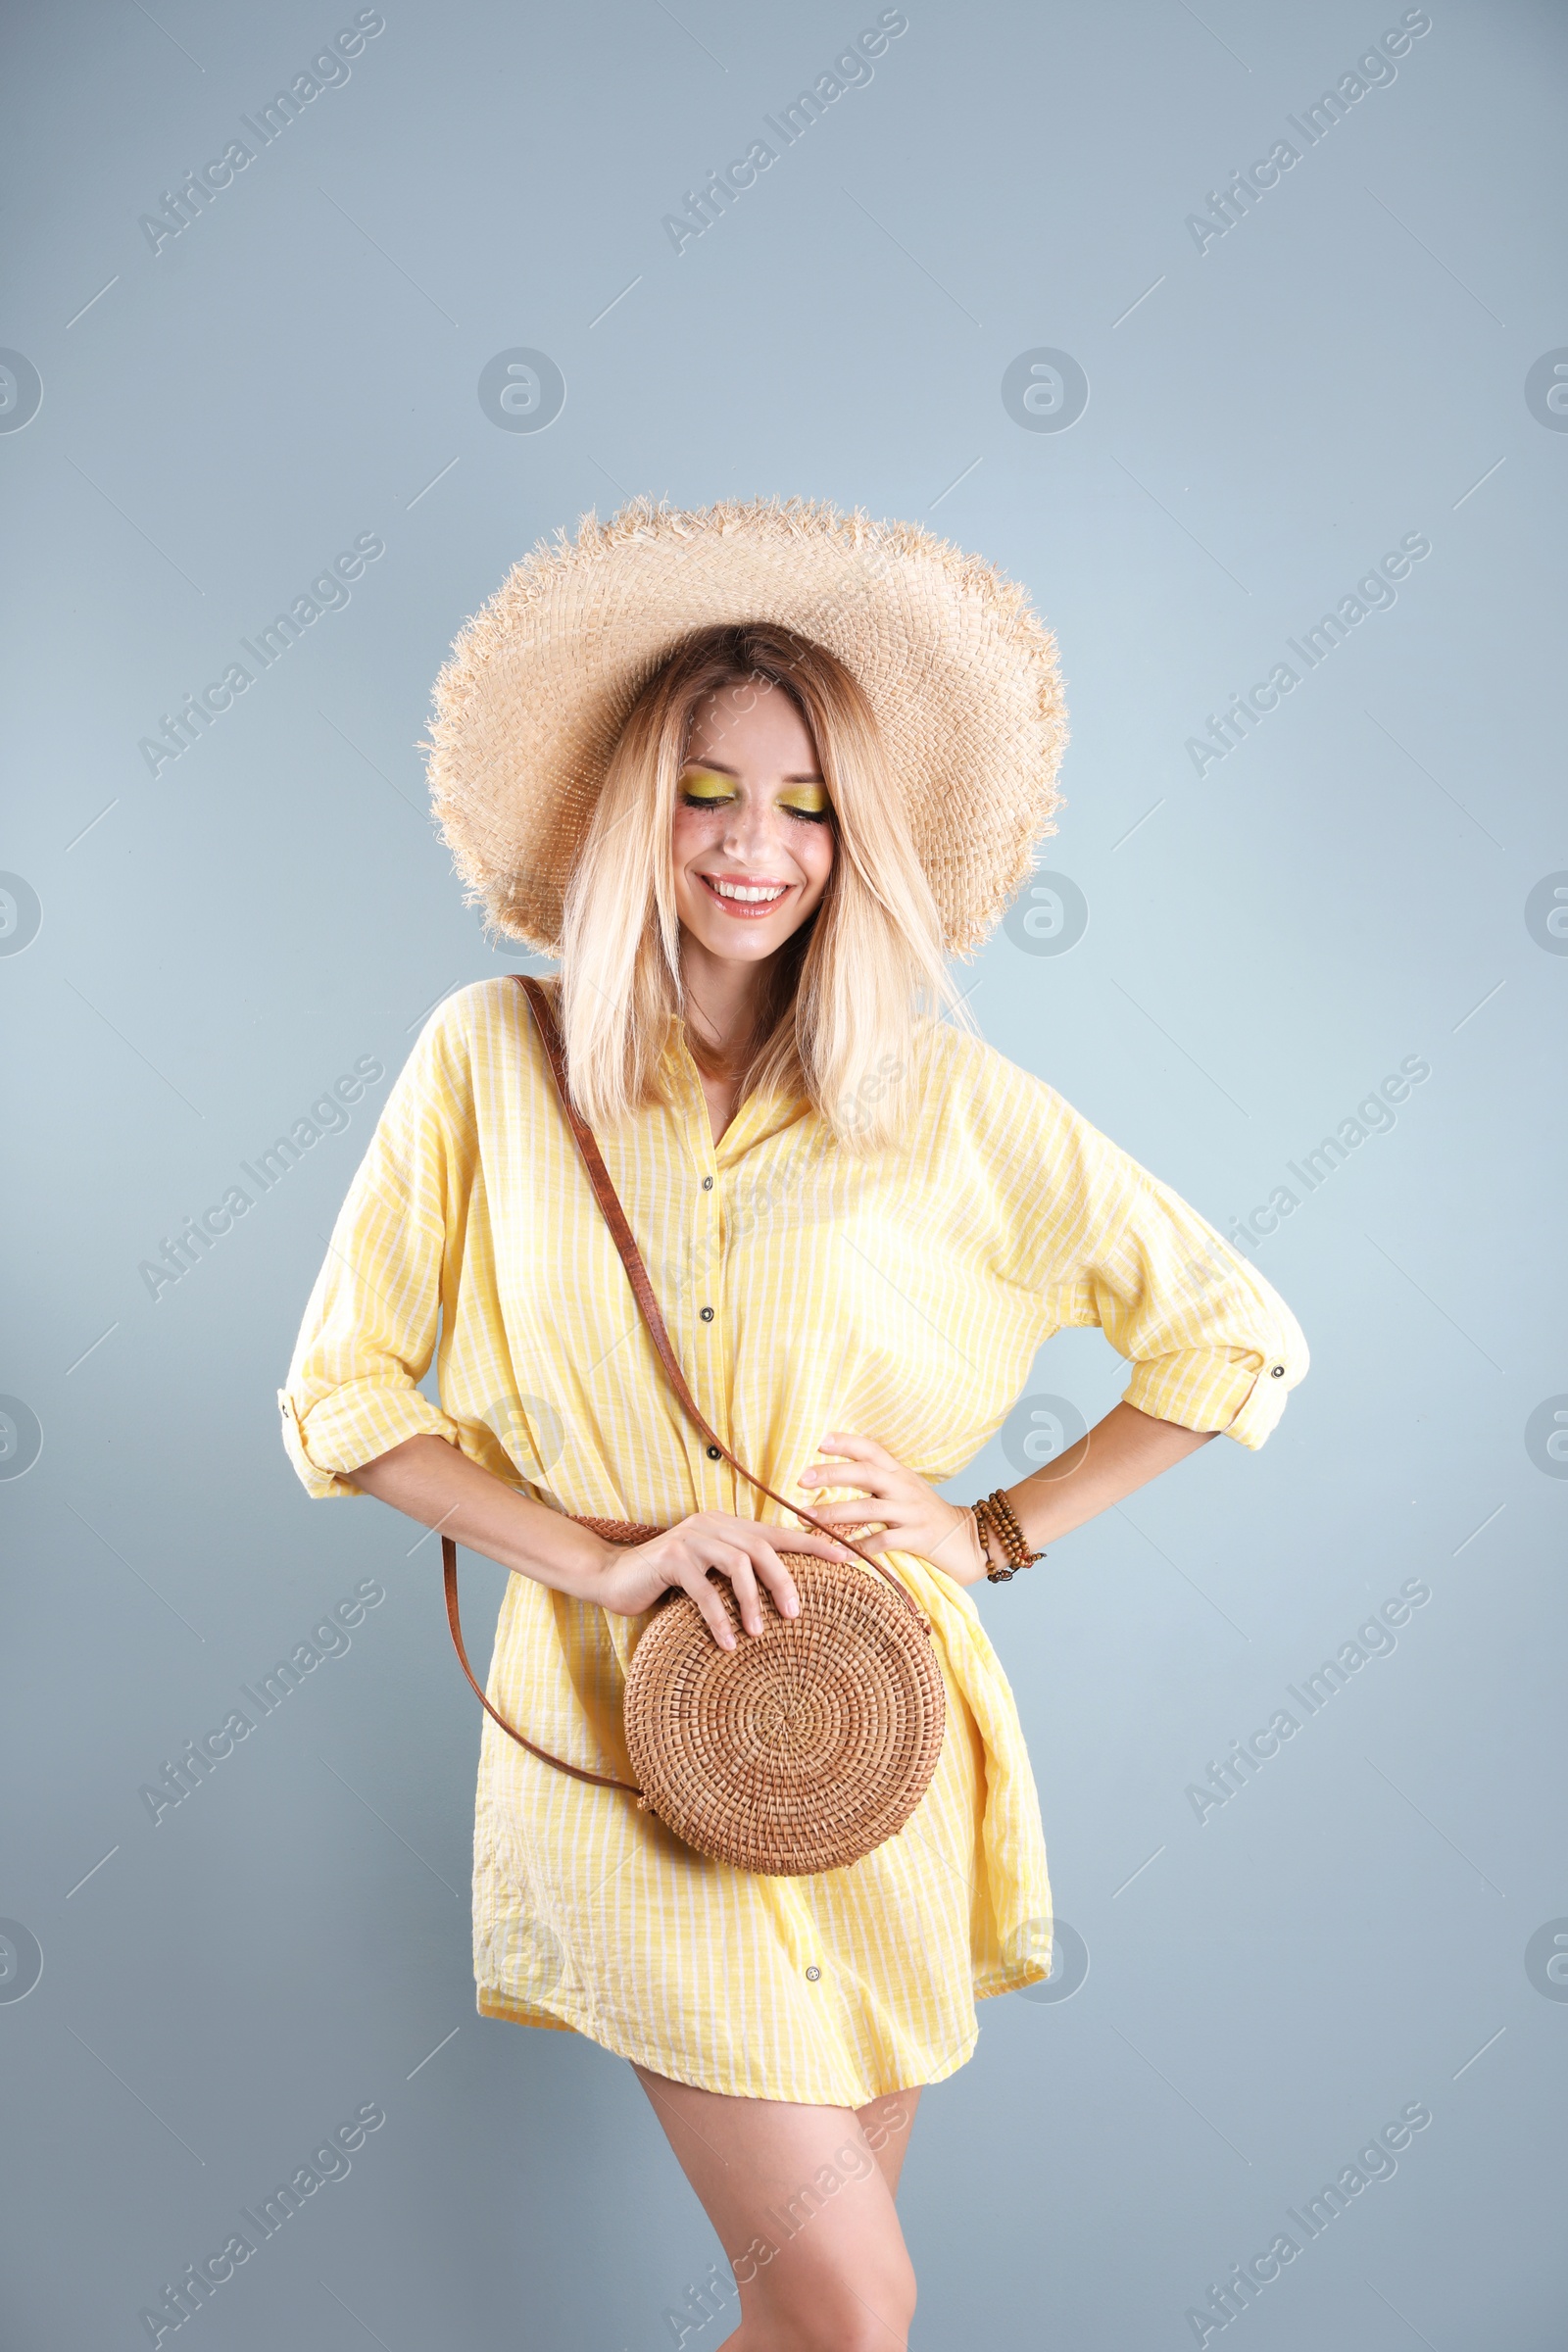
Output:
(425, 495), (1067, 956)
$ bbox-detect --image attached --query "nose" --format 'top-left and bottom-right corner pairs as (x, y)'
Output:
(719, 793), (790, 866)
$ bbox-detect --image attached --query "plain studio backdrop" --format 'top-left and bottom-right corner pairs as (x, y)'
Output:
(2, 2), (1564, 2346)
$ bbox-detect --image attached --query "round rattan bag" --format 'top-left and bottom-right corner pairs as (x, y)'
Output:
(623, 1554), (947, 1877)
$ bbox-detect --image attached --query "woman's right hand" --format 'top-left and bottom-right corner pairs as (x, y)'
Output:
(589, 1512), (856, 1650)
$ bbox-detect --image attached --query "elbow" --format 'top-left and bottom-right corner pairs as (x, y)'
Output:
(349, 1432), (457, 1497)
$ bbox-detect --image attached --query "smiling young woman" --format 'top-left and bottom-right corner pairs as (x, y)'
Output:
(278, 498), (1306, 2349)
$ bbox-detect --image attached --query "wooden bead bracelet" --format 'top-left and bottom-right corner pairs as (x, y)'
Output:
(969, 1489), (1045, 1583)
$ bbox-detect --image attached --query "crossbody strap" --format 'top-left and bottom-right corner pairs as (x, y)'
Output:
(441, 1543), (643, 1792)
(514, 974), (923, 1617)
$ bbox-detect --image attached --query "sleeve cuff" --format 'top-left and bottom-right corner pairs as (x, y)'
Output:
(1123, 1343), (1302, 1451)
(278, 1383), (464, 1499)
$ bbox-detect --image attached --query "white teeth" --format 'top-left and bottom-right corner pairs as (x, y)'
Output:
(709, 878), (786, 903)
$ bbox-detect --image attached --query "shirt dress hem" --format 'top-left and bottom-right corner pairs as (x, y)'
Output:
(473, 1942), (1052, 2109)
(473, 1979), (992, 2104)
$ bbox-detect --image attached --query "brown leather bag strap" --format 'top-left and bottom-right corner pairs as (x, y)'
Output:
(514, 973), (924, 1621)
(441, 1534), (640, 1794)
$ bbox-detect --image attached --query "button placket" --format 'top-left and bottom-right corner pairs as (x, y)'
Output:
(695, 1256), (729, 1502)
(692, 1140), (729, 1504)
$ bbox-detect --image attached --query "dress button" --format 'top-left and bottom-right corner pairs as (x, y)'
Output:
(702, 1175), (714, 1191)
(1270, 1363), (1285, 1377)
(706, 1445), (722, 1460)
(700, 1305), (714, 1322)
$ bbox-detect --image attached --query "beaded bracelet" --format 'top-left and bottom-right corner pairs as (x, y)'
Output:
(970, 1490), (1045, 1583)
(971, 1498), (1019, 1582)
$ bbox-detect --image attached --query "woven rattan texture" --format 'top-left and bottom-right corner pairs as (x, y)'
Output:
(621, 1553), (946, 1876)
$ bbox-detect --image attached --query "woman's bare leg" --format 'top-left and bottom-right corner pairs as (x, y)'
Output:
(856, 2088), (920, 2197)
(633, 2064), (921, 2351)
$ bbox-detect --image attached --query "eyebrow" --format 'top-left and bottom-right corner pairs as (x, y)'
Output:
(682, 759), (826, 783)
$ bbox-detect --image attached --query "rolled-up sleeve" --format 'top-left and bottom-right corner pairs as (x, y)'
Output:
(986, 1057), (1308, 1450)
(278, 1011), (469, 1499)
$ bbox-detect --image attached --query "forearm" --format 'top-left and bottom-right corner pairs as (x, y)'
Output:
(347, 1434), (614, 1594)
(1004, 1400), (1217, 1553)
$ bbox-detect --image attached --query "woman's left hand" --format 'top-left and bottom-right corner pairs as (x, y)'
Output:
(796, 1432), (988, 1588)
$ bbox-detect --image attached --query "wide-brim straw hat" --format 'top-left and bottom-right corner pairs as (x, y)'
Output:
(425, 495), (1067, 956)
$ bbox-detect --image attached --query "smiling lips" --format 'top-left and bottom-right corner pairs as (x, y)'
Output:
(696, 872), (793, 919)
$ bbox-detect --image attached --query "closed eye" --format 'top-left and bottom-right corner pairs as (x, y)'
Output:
(778, 787), (831, 824)
(678, 767), (739, 809)
(678, 768), (833, 822)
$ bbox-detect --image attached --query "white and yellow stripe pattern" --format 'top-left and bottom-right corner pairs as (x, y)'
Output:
(281, 977), (1305, 2103)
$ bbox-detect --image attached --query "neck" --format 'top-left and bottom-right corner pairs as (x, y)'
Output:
(678, 932), (776, 1065)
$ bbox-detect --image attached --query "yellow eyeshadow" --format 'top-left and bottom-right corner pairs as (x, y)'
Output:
(679, 768), (737, 803)
(677, 769), (830, 816)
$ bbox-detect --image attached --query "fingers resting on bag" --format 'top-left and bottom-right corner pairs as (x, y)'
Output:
(662, 1513), (850, 1648)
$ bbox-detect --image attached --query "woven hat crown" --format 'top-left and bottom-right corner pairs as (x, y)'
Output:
(426, 495), (1068, 955)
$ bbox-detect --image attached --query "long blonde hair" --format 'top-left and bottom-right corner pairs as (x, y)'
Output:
(557, 623), (969, 1153)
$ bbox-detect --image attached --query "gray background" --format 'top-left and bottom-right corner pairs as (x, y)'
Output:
(2, 1), (1564, 2344)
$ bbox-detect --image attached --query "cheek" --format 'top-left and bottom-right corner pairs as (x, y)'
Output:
(671, 806), (720, 863)
(801, 826), (836, 891)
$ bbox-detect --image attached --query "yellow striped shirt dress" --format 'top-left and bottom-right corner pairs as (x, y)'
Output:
(279, 977), (1306, 2106)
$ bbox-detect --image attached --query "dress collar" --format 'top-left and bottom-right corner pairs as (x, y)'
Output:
(658, 1013), (811, 1168)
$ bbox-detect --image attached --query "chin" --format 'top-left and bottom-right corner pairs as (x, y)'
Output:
(694, 918), (791, 959)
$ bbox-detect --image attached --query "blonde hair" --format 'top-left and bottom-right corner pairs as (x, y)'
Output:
(557, 623), (970, 1153)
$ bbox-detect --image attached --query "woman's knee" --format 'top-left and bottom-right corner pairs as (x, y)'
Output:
(743, 2245), (916, 2351)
